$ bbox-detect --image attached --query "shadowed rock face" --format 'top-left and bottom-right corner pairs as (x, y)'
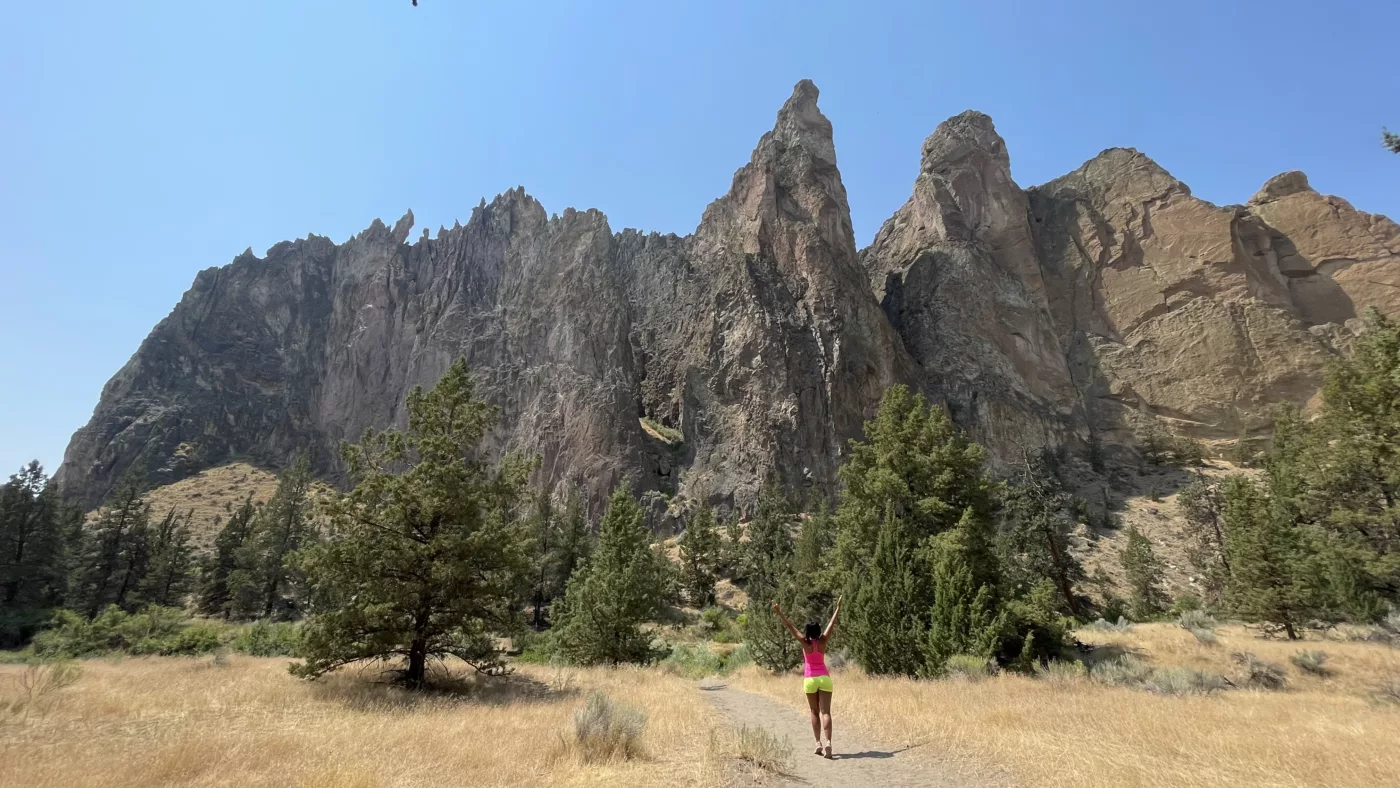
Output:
(57, 82), (1399, 511)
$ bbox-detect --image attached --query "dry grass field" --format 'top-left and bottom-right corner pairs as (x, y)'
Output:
(733, 623), (1400, 788)
(0, 657), (750, 788)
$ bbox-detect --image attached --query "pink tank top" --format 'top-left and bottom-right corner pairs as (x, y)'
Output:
(803, 646), (829, 677)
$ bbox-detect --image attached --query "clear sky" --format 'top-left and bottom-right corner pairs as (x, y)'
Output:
(2, 0), (1396, 477)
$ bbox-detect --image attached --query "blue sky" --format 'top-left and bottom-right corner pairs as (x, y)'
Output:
(2, 0), (1397, 477)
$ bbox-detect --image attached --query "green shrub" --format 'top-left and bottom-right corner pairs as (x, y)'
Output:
(722, 644), (753, 672)
(640, 417), (683, 445)
(33, 606), (189, 658)
(1170, 595), (1203, 615)
(231, 620), (304, 657)
(1188, 628), (1218, 646)
(573, 692), (647, 762)
(698, 607), (739, 643)
(1289, 650), (1330, 677)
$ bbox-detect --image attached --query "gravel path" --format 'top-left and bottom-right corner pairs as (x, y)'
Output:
(699, 678), (979, 787)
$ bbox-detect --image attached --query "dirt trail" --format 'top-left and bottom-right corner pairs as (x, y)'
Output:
(699, 679), (980, 787)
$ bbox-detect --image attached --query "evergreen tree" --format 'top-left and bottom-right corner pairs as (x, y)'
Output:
(229, 456), (316, 619)
(677, 504), (720, 607)
(999, 451), (1084, 616)
(1120, 525), (1167, 620)
(0, 462), (68, 611)
(554, 487), (593, 592)
(833, 386), (996, 574)
(197, 494), (257, 617)
(1221, 477), (1322, 639)
(721, 513), (745, 577)
(1178, 474), (1230, 603)
(555, 486), (670, 665)
(792, 494), (837, 610)
(842, 510), (927, 677)
(925, 512), (1009, 673)
(135, 507), (195, 608)
(1385, 128), (1400, 154)
(527, 489), (558, 628)
(743, 485), (795, 601)
(832, 385), (1004, 675)
(293, 358), (536, 687)
(73, 474), (151, 617)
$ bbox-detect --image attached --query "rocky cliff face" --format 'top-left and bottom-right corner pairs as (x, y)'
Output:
(57, 81), (1399, 511)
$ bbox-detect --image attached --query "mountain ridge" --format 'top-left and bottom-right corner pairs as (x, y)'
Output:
(55, 81), (1400, 515)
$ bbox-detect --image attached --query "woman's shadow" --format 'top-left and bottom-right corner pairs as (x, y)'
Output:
(834, 743), (922, 760)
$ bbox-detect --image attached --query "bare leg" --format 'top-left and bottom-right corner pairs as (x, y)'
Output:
(805, 690), (822, 752)
(819, 690), (833, 758)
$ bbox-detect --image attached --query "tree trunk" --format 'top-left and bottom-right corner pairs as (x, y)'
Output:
(406, 638), (428, 688)
(1284, 620), (1299, 640)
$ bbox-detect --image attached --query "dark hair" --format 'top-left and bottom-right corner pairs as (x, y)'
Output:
(803, 621), (822, 642)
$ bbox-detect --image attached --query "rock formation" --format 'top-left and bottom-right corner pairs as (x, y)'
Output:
(56, 81), (1399, 512)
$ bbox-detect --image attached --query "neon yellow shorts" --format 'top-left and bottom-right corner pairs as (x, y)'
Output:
(802, 675), (833, 694)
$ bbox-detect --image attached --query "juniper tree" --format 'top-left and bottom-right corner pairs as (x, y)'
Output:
(678, 504), (720, 607)
(792, 494), (837, 610)
(554, 486), (671, 665)
(198, 494), (257, 618)
(1221, 477), (1321, 639)
(293, 358), (536, 687)
(925, 511), (1009, 673)
(833, 385), (1000, 675)
(842, 510), (927, 677)
(554, 487), (592, 591)
(1120, 525), (1167, 620)
(229, 456), (316, 619)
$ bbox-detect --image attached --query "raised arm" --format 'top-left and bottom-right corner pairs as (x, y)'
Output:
(822, 595), (843, 641)
(771, 602), (805, 643)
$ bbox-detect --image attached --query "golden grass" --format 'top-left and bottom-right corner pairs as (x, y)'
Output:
(0, 657), (742, 788)
(731, 623), (1400, 788)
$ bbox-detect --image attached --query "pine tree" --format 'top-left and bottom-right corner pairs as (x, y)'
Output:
(678, 505), (720, 607)
(554, 487), (670, 665)
(0, 462), (68, 611)
(721, 514), (745, 577)
(293, 358), (536, 687)
(999, 451), (1084, 616)
(1120, 525), (1167, 620)
(135, 507), (195, 608)
(198, 494), (257, 617)
(1221, 477), (1321, 639)
(1385, 128), (1400, 154)
(74, 474), (151, 617)
(229, 456), (316, 619)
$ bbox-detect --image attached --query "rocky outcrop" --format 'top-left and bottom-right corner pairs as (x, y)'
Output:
(57, 81), (1399, 511)
(862, 111), (1079, 461)
(1028, 152), (1397, 443)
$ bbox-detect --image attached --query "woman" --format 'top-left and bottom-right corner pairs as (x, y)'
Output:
(772, 595), (841, 759)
